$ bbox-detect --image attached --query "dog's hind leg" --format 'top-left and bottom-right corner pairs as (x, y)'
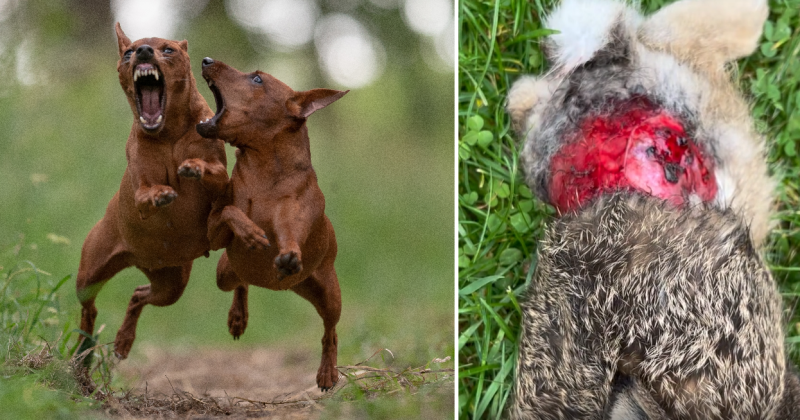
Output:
(113, 262), (192, 359)
(291, 258), (341, 391)
(76, 213), (131, 364)
(75, 213), (131, 393)
(228, 285), (248, 340)
(216, 251), (248, 339)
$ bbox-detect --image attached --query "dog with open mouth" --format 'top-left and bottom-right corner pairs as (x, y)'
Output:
(195, 58), (347, 391)
(75, 24), (228, 385)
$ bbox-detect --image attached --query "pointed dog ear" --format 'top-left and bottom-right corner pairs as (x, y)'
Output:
(290, 89), (349, 119)
(115, 22), (132, 58)
(179, 40), (188, 52)
(639, 0), (768, 73)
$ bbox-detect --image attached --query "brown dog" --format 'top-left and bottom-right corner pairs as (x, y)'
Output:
(195, 58), (347, 391)
(76, 24), (227, 366)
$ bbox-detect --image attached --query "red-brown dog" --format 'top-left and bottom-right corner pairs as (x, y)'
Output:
(195, 58), (347, 391)
(76, 24), (227, 365)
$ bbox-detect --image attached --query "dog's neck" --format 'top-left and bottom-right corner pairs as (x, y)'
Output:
(233, 125), (314, 177)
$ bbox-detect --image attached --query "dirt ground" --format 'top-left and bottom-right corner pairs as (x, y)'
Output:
(95, 345), (453, 419)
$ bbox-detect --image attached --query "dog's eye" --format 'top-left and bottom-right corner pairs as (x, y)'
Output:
(123, 49), (133, 62)
(163, 47), (174, 54)
(253, 75), (263, 84)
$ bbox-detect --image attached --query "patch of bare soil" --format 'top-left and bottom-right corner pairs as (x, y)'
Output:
(94, 345), (453, 419)
(93, 345), (333, 419)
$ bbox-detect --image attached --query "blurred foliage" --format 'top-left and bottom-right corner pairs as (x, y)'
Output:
(0, 0), (454, 417)
(458, 0), (800, 418)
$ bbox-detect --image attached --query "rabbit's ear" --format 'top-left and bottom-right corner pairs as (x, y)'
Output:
(638, 0), (768, 73)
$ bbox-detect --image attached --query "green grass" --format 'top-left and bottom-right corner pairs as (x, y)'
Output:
(458, 0), (800, 418)
(0, 242), (101, 419)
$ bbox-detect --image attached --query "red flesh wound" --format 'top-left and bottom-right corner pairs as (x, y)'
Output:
(548, 98), (717, 212)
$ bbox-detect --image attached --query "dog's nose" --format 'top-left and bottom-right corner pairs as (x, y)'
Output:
(202, 57), (214, 67)
(136, 45), (154, 61)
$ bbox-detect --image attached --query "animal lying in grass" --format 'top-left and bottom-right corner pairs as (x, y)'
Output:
(506, 0), (800, 418)
(195, 58), (347, 391)
(508, 0), (775, 246)
(75, 24), (227, 384)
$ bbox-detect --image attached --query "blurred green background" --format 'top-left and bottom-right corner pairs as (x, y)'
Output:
(0, 0), (454, 395)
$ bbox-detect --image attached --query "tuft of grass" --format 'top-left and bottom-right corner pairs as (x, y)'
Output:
(0, 237), (100, 418)
(458, 0), (800, 418)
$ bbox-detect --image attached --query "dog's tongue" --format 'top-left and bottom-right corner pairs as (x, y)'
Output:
(140, 85), (162, 120)
(548, 97), (717, 212)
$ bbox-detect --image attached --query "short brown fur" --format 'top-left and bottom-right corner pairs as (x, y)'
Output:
(196, 58), (347, 391)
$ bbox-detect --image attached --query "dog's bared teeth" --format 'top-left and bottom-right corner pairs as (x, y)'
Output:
(139, 116), (146, 124)
(134, 70), (139, 82)
(154, 71), (159, 81)
(156, 115), (163, 124)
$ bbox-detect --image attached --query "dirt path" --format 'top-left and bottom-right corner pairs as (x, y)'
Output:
(99, 345), (454, 419)
(105, 345), (337, 419)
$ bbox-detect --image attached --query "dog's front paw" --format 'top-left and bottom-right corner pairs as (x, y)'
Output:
(178, 159), (204, 180)
(151, 186), (177, 208)
(275, 251), (302, 280)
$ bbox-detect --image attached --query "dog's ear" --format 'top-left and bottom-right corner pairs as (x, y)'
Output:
(290, 89), (349, 119)
(639, 0), (768, 73)
(179, 40), (188, 52)
(115, 22), (132, 58)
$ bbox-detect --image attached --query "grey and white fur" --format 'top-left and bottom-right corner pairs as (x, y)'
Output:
(509, 193), (800, 419)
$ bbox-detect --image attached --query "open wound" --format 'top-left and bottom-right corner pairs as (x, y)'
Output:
(548, 96), (717, 212)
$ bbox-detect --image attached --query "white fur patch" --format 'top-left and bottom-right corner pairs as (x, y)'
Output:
(545, 0), (635, 71)
(714, 168), (736, 208)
